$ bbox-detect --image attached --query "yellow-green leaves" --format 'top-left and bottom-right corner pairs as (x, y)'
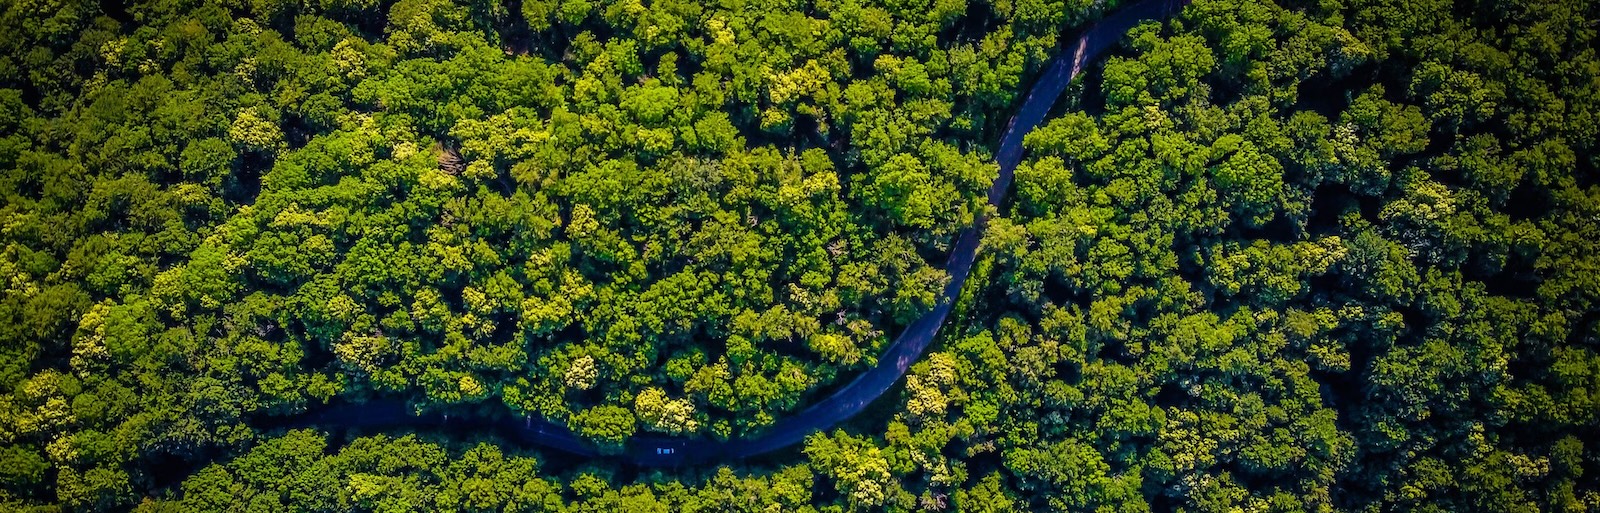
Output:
(227, 108), (284, 153)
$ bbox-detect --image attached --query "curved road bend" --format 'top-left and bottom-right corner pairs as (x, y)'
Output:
(284, 0), (1188, 466)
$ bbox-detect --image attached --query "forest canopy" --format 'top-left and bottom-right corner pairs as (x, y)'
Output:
(2, 0), (1598, 511)
(0, 0), (1074, 447)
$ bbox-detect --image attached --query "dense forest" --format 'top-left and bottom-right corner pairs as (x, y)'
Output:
(1, 0), (1596, 510)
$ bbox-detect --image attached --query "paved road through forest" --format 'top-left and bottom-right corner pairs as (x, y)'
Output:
(285, 0), (1188, 466)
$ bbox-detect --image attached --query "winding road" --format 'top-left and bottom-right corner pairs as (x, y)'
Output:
(284, 0), (1187, 466)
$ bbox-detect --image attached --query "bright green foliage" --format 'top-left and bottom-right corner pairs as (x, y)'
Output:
(0, 0), (1099, 506)
(2, 0), (1598, 511)
(571, 405), (636, 451)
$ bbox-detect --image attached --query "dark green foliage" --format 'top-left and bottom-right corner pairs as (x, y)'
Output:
(2, 0), (1597, 511)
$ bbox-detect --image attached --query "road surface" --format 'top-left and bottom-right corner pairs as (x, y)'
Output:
(282, 0), (1188, 466)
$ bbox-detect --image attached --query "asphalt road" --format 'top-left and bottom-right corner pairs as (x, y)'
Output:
(284, 0), (1188, 467)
